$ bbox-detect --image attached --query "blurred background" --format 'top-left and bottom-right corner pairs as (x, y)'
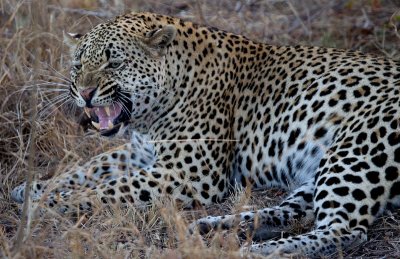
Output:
(0, 1), (399, 258)
(2, 0), (399, 53)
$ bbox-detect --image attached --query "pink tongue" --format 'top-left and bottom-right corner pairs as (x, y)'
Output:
(94, 104), (122, 129)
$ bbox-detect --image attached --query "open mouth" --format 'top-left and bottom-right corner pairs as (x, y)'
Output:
(84, 103), (129, 136)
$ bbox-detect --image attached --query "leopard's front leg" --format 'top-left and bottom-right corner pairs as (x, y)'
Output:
(41, 158), (224, 214)
(11, 132), (156, 206)
(12, 132), (229, 213)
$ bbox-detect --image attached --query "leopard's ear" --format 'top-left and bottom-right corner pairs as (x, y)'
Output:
(63, 31), (82, 54)
(140, 25), (176, 57)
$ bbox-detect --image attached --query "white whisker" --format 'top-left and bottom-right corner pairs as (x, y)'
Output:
(35, 74), (71, 84)
(39, 98), (72, 120)
(40, 95), (69, 111)
(23, 66), (71, 83)
(37, 89), (70, 93)
(42, 92), (70, 105)
(40, 63), (71, 82)
(116, 94), (134, 115)
(117, 93), (131, 103)
(117, 100), (130, 115)
(20, 83), (69, 90)
(114, 98), (130, 116)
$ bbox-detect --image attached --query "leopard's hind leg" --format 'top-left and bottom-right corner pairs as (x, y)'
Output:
(188, 178), (315, 240)
(247, 136), (397, 257)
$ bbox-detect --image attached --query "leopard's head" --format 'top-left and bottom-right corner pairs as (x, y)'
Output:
(65, 13), (176, 136)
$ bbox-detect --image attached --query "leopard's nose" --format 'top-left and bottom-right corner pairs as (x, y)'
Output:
(79, 87), (96, 107)
(80, 87), (96, 101)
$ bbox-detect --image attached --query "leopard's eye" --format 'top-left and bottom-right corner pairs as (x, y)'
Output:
(74, 64), (82, 70)
(106, 62), (122, 69)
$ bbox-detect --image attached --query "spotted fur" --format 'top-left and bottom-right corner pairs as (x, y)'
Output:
(11, 12), (400, 257)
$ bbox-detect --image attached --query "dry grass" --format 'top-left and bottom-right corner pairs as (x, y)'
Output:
(0, 0), (399, 258)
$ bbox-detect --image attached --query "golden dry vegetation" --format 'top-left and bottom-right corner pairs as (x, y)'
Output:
(0, 0), (399, 258)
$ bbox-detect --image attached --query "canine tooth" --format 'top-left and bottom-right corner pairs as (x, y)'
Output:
(108, 120), (114, 128)
(92, 121), (100, 129)
(104, 106), (111, 116)
(84, 107), (90, 117)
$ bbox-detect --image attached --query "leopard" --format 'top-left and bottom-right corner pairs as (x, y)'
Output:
(11, 12), (400, 257)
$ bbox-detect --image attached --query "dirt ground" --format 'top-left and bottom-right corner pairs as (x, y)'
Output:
(0, 0), (399, 258)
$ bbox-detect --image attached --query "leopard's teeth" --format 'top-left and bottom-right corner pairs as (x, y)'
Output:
(108, 120), (114, 129)
(92, 121), (100, 129)
(104, 106), (111, 116)
(84, 107), (91, 117)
